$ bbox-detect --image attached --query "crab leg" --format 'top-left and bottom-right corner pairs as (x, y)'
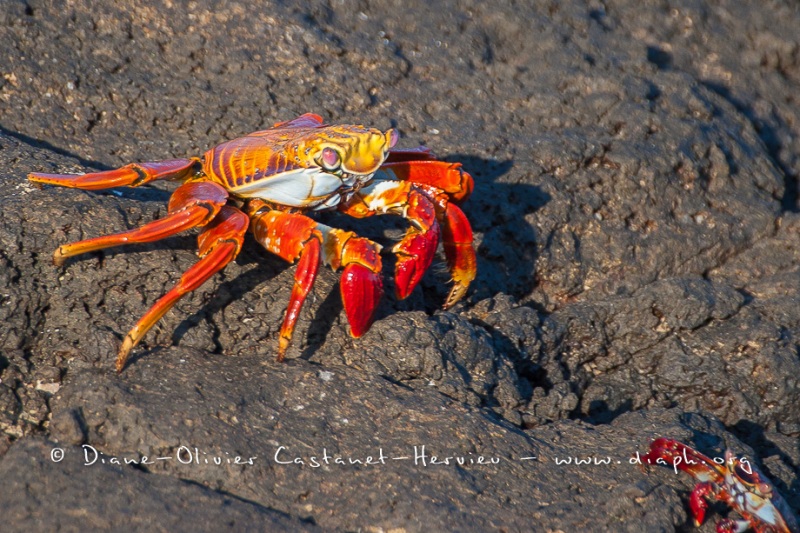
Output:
(116, 205), (249, 372)
(49, 181), (229, 266)
(641, 438), (726, 481)
(316, 224), (383, 339)
(249, 206), (323, 361)
(385, 146), (437, 163)
(438, 202), (476, 307)
(28, 158), (200, 190)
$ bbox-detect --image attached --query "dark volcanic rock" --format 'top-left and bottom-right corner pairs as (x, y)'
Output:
(1, 0), (800, 531)
(0, 438), (319, 532)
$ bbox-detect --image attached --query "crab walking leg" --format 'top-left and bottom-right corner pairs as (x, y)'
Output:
(641, 438), (727, 479)
(116, 206), (249, 372)
(438, 202), (476, 307)
(249, 207), (323, 361)
(28, 158), (200, 190)
(50, 181), (229, 266)
(316, 224), (383, 338)
(340, 180), (439, 300)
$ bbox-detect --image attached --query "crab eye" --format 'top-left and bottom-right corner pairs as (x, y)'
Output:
(388, 129), (399, 149)
(734, 464), (756, 484)
(321, 147), (340, 170)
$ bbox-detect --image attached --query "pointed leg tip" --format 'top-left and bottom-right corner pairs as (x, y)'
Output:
(345, 305), (377, 339)
(394, 282), (413, 300)
(442, 283), (468, 309)
(276, 337), (289, 362)
(116, 337), (134, 373)
(394, 258), (424, 300)
(392, 226), (439, 301)
(53, 248), (67, 267)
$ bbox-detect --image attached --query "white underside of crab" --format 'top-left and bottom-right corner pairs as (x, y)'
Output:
(228, 167), (374, 209)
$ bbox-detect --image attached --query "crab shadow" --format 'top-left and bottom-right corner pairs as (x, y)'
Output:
(167, 239), (286, 352)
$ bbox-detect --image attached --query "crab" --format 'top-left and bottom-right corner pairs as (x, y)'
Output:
(29, 113), (476, 372)
(641, 438), (799, 533)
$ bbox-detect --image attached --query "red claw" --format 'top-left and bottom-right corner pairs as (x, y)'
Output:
(689, 482), (714, 527)
(341, 263), (383, 337)
(393, 220), (440, 299)
(320, 229), (384, 338)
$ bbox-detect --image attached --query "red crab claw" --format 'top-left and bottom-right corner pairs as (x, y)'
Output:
(319, 227), (384, 338)
(338, 183), (440, 302)
(393, 219), (440, 300)
(371, 158), (475, 305)
(640, 439), (724, 529)
(341, 263), (383, 337)
(689, 482), (715, 527)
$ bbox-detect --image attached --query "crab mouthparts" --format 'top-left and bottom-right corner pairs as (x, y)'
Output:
(338, 170), (375, 190)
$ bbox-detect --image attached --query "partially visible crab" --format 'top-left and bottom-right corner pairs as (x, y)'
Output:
(641, 438), (799, 533)
(28, 113), (476, 371)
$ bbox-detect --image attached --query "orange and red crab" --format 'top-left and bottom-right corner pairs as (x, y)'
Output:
(641, 438), (799, 533)
(29, 113), (476, 372)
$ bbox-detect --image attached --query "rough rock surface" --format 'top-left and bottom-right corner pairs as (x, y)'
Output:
(1, 0), (799, 531)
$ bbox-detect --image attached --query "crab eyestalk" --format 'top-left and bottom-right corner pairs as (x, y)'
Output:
(387, 128), (399, 150)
